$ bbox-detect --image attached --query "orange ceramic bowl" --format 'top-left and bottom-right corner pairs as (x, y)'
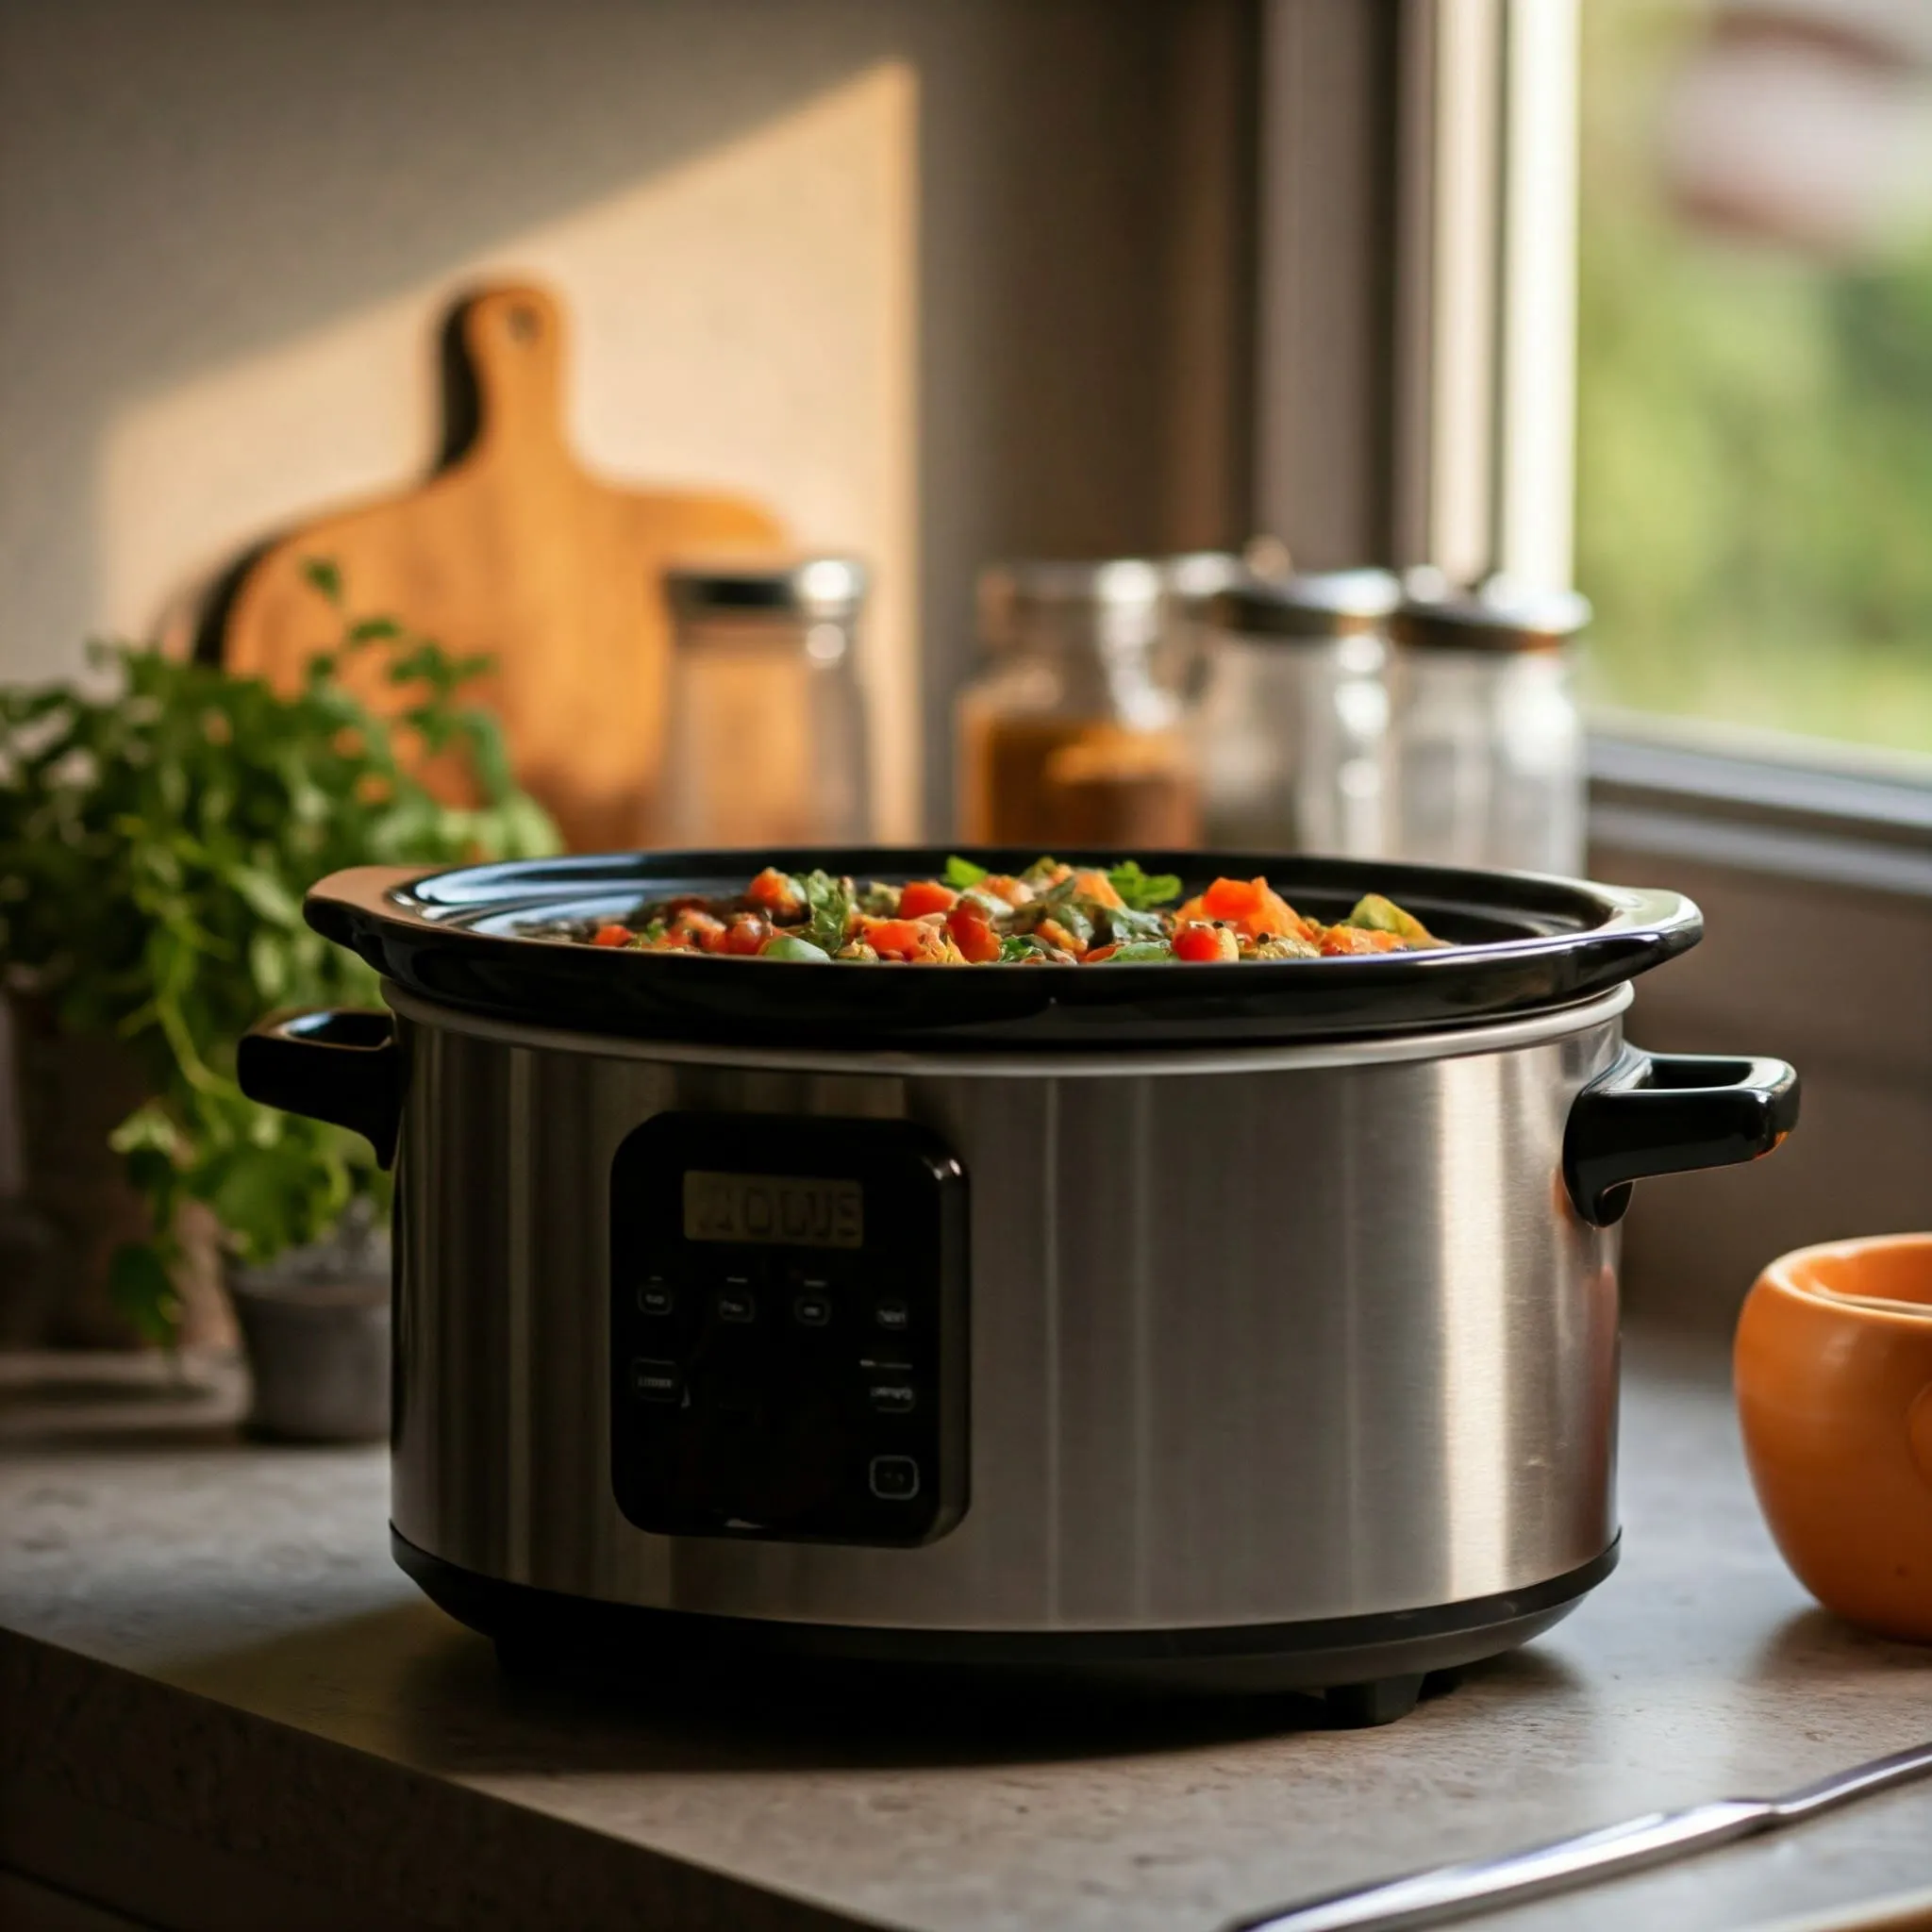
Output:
(1736, 1234), (1932, 1642)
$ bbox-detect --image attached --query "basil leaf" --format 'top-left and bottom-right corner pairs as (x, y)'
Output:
(1096, 904), (1168, 945)
(1107, 860), (1183, 910)
(942, 855), (989, 889)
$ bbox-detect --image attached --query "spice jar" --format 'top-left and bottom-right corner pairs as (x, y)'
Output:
(1389, 580), (1591, 875)
(660, 557), (871, 847)
(956, 558), (1201, 847)
(1193, 568), (1398, 855)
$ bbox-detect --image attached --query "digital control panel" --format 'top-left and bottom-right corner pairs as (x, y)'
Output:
(609, 1112), (969, 1546)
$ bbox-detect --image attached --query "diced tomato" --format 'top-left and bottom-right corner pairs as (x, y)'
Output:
(745, 867), (805, 919)
(1083, 943), (1119, 964)
(896, 878), (958, 919)
(591, 924), (632, 948)
(1175, 875), (1307, 942)
(1317, 924), (1407, 956)
(1035, 916), (1087, 958)
(1171, 921), (1240, 963)
(717, 913), (772, 956)
(945, 902), (1003, 963)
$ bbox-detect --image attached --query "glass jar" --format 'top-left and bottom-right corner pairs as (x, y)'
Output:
(956, 558), (1202, 847)
(659, 557), (871, 847)
(1389, 581), (1591, 875)
(1192, 568), (1398, 855)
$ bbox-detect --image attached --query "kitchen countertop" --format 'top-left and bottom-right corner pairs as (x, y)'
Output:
(3, 1331), (1930, 1932)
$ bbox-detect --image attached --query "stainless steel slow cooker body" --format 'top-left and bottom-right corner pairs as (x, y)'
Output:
(239, 850), (1799, 1718)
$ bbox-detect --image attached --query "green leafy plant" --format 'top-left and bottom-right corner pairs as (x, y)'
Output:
(0, 560), (558, 1341)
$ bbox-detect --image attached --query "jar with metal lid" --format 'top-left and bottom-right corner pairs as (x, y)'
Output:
(1389, 580), (1591, 875)
(956, 558), (1202, 847)
(1192, 568), (1398, 856)
(659, 557), (871, 847)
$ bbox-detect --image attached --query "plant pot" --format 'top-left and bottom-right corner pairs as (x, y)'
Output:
(5, 993), (232, 1349)
(228, 1209), (390, 1443)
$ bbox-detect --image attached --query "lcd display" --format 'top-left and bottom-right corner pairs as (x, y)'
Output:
(682, 1171), (863, 1248)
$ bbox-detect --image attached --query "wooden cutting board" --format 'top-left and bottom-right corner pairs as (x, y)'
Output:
(210, 282), (787, 852)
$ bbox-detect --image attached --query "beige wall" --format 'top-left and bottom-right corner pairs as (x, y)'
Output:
(0, 0), (1253, 832)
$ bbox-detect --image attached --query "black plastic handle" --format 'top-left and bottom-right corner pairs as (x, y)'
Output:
(1563, 1048), (1799, 1227)
(238, 1008), (401, 1170)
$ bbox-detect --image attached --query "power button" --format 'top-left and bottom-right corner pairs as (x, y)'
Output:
(868, 1454), (921, 1502)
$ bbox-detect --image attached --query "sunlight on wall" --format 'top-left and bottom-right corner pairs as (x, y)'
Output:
(101, 61), (920, 837)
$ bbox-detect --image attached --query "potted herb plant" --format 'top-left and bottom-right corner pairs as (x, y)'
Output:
(0, 561), (556, 1430)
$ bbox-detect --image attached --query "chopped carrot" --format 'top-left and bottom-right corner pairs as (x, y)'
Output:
(1036, 916), (1087, 958)
(745, 867), (805, 919)
(1175, 875), (1308, 942)
(670, 908), (728, 952)
(897, 879), (958, 919)
(945, 902), (1003, 963)
(1071, 869), (1124, 909)
(858, 916), (950, 963)
(1316, 924), (1407, 956)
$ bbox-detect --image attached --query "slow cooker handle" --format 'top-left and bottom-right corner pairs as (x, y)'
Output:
(238, 1008), (400, 1170)
(1563, 1049), (1799, 1227)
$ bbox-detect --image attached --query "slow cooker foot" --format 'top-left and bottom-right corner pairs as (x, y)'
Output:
(1324, 1673), (1427, 1728)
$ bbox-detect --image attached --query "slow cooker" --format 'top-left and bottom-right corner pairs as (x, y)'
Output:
(240, 848), (1798, 1727)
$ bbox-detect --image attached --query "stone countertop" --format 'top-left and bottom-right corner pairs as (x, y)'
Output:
(3, 1333), (1930, 1932)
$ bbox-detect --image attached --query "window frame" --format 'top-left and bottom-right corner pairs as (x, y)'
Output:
(1255, 0), (1932, 900)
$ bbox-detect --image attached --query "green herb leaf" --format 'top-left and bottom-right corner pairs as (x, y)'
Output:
(1095, 940), (1173, 962)
(1107, 860), (1183, 910)
(228, 865), (302, 928)
(799, 871), (856, 954)
(108, 1242), (181, 1346)
(1345, 893), (1442, 946)
(0, 561), (559, 1344)
(942, 855), (989, 889)
(760, 933), (832, 962)
(301, 557), (344, 605)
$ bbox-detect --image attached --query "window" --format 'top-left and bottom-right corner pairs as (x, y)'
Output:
(1576, 0), (1932, 757)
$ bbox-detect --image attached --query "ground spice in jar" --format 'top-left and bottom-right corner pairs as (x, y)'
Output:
(955, 558), (1207, 849)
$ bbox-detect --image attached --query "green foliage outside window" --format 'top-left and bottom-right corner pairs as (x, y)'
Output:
(1577, 0), (1932, 753)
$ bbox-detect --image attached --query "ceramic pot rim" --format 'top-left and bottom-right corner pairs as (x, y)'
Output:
(1760, 1232), (1932, 1326)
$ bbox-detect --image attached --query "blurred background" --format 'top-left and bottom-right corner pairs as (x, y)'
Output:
(2, 0), (1929, 1377)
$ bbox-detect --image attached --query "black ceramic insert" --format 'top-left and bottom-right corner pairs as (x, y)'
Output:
(302, 846), (1703, 1049)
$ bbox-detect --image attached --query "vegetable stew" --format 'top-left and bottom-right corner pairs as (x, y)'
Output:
(564, 857), (1446, 964)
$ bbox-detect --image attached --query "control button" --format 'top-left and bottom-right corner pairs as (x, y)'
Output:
(792, 1291), (833, 1327)
(869, 1454), (921, 1501)
(873, 1298), (910, 1333)
(716, 1283), (757, 1324)
(868, 1380), (917, 1415)
(638, 1279), (676, 1318)
(629, 1357), (682, 1404)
